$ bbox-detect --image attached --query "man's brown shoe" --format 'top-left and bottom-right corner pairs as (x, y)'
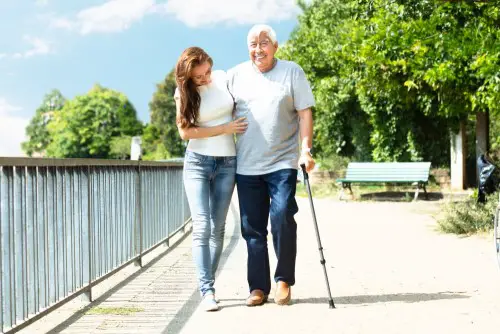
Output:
(246, 289), (268, 306)
(274, 281), (291, 305)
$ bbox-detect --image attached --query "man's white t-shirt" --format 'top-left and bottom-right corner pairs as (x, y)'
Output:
(175, 70), (236, 157)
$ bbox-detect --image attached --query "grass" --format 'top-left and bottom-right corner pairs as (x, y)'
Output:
(85, 306), (144, 316)
(296, 180), (338, 198)
(296, 179), (442, 201)
(436, 192), (499, 235)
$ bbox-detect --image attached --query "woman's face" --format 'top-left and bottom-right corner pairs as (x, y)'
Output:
(191, 61), (212, 86)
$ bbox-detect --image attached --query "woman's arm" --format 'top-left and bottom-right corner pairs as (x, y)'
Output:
(175, 97), (247, 140)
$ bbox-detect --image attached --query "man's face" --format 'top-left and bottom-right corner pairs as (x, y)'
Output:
(191, 61), (212, 86)
(248, 32), (278, 72)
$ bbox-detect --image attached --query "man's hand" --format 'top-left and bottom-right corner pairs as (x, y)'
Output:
(299, 152), (315, 173)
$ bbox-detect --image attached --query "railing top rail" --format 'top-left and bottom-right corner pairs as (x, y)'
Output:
(0, 157), (184, 168)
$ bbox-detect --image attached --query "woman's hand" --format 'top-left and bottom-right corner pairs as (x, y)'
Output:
(224, 117), (248, 134)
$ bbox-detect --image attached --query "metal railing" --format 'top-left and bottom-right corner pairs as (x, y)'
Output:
(0, 158), (190, 333)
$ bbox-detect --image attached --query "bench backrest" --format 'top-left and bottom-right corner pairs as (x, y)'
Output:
(344, 162), (431, 182)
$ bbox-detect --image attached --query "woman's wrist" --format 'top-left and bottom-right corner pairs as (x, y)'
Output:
(220, 123), (228, 135)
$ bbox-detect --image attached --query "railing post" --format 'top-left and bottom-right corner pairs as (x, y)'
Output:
(84, 166), (92, 302)
(135, 164), (143, 268)
(165, 169), (170, 248)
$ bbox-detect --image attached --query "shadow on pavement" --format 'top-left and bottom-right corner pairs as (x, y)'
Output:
(294, 291), (470, 306)
(48, 202), (241, 334)
(47, 225), (194, 333)
(359, 191), (444, 202)
(161, 202), (241, 334)
(210, 291), (470, 310)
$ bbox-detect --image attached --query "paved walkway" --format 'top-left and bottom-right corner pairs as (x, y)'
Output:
(20, 195), (500, 334)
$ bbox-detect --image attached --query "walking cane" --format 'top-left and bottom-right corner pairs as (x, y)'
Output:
(300, 164), (335, 309)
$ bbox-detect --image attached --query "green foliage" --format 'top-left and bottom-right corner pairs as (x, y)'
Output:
(141, 123), (172, 161)
(22, 89), (66, 157)
(46, 85), (143, 158)
(317, 154), (350, 172)
(491, 113), (500, 161)
(142, 70), (185, 160)
(438, 192), (499, 235)
(279, 0), (500, 166)
(109, 135), (132, 160)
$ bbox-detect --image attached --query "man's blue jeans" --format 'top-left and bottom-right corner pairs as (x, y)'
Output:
(236, 169), (298, 295)
(183, 150), (236, 297)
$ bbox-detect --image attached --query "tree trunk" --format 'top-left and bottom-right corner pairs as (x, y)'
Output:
(475, 111), (490, 182)
(450, 120), (467, 190)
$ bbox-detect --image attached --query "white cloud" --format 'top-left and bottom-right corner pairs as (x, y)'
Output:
(0, 53), (6, 60)
(51, 0), (304, 34)
(24, 36), (51, 57)
(52, 0), (157, 35)
(161, 0), (301, 27)
(0, 98), (28, 157)
(11, 36), (52, 59)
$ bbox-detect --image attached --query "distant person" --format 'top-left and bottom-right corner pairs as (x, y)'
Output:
(174, 46), (247, 311)
(226, 24), (316, 306)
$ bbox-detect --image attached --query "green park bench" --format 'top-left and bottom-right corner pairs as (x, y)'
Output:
(336, 162), (431, 201)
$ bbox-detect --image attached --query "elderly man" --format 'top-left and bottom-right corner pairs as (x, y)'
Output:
(227, 24), (316, 306)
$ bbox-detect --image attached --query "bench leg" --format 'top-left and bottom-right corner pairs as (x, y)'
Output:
(339, 183), (352, 201)
(414, 184), (420, 201)
(347, 183), (353, 196)
(423, 184), (428, 200)
(413, 183), (428, 201)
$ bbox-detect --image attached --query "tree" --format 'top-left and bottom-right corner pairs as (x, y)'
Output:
(22, 89), (66, 157)
(491, 115), (500, 161)
(278, 0), (376, 160)
(279, 0), (500, 167)
(143, 69), (185, 160)
(46, 84), (143, 158)
(110, 135), (132, 160)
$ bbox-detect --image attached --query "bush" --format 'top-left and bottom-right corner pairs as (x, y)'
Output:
(317, 154), (350, 172)
(109, 135), (132, 160)
(438, 192), (499, 235)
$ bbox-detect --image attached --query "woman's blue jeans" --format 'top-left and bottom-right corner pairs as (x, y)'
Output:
(183, 150), (236, 297)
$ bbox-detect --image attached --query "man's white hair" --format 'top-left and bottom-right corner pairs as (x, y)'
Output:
(247, 24), (278, 45)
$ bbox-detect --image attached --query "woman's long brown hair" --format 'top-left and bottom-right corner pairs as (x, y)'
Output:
(175, 47), (213, 128)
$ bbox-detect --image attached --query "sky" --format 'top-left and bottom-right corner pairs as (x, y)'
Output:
(0, 0), (305, 156)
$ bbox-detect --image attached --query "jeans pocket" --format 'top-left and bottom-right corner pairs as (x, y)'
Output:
(225, 156), (236, 166)
(185, 151), (207, 165)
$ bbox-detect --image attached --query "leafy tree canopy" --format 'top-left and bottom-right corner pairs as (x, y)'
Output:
(46, 84), (143, 158)
(280, 0), (499, 165)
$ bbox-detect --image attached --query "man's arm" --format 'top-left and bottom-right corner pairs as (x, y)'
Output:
(298, 107), (315, 173)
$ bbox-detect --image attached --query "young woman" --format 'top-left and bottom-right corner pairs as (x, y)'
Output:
(174, 47), (247, 311)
